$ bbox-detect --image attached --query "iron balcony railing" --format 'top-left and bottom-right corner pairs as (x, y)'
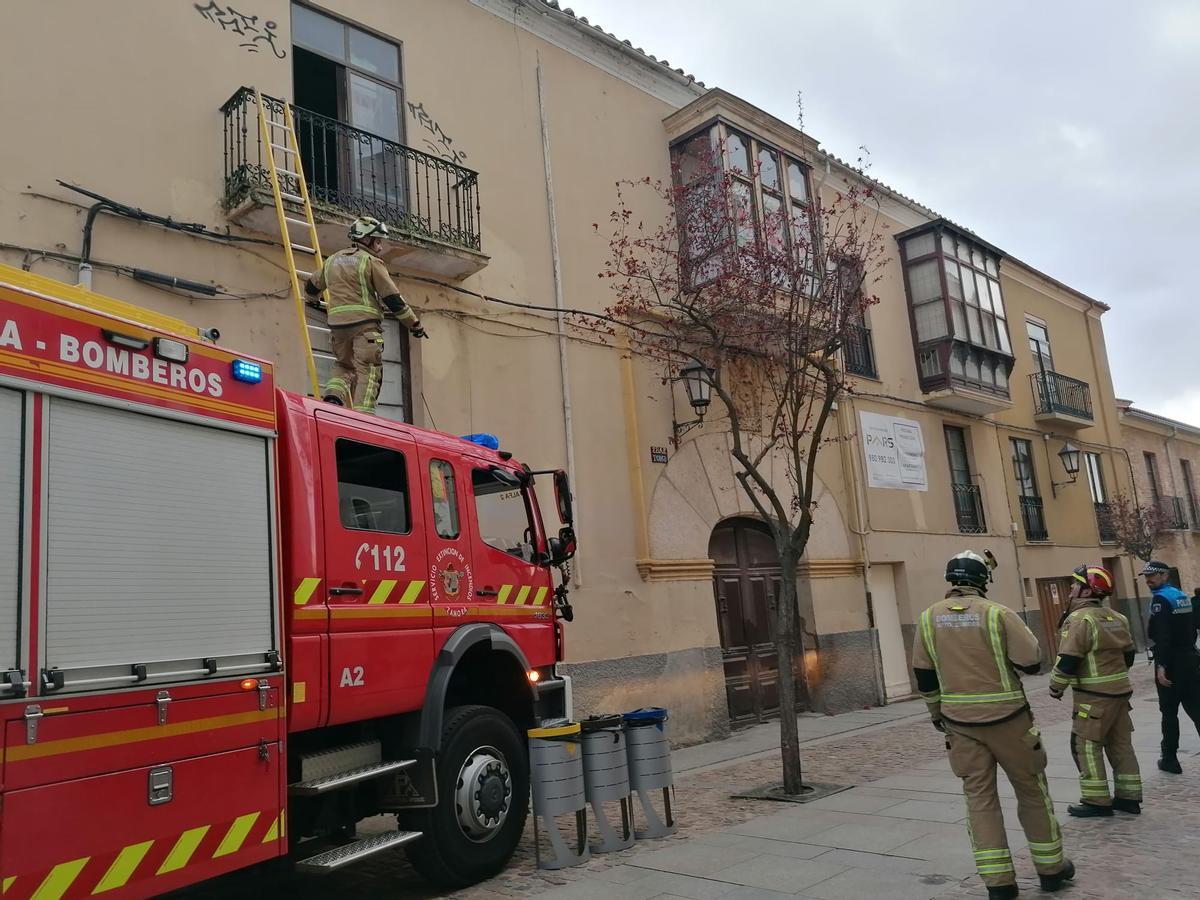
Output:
(221, 87), (482, 252)
(1159, 495), (1190, 530)
(1094, 502), (1117, 543)
(1030, 370), (1093, 421)
(1019, 495), (1048, 542)
(844, 324), (877, 378)
(952, 483), (987, 534)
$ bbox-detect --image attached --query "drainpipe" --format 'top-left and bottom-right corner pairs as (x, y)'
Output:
(536, 54), (581, 585)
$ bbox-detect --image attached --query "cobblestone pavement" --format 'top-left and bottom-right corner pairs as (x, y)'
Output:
(188, 661), (1198, 898)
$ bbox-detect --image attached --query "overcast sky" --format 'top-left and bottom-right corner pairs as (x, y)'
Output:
(572, 1), (1200, 422)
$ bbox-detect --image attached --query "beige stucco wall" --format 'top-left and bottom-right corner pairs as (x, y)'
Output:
(1120, 414), (1200, 592)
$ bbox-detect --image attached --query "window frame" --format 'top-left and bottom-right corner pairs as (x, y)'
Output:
(429, 458), (461, 540)
(1026, 318), (1054, 373)
(290, 1), (405, 142)
(471, 467), (538, 563)
(670, 118), (815, 288)
(334, 437), (412, 535)
(1011, 438), (1039, 499)
(1084, 451), (1107, 504)
(1144, 451), (1162, 502)
(943, 425), (973, 487)
(899, 224), (1014, 397)
(1181, 459), (1199, 528)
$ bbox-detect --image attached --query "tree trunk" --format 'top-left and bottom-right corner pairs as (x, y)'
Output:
(776, 549), (804, 794)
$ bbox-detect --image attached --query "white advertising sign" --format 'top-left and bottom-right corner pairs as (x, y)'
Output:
(860, 411), (928, 492)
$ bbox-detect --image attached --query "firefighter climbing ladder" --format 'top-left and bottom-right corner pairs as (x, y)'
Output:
(254, 87), (324, 399)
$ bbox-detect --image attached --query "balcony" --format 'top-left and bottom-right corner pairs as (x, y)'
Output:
(917, 341), (1014, 416)
(221, 87), (488, 280)
(1019, 495), (1049, 542)
(1094, 502), (1117, 543)
(1158, 495), (1190, 531)
(952, 483), (987, 534)
(844, 325), (877, 378)
(1031, 371), (1093, 429)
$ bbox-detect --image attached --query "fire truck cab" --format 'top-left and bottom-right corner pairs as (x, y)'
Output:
(0, 263), (573, 897)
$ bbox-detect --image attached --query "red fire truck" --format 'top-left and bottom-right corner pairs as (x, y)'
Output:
(0, 263), (576, 898)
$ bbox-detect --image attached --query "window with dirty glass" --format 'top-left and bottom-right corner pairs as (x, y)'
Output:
(336, 439), (409, 534)
(473, 469), (535, 563)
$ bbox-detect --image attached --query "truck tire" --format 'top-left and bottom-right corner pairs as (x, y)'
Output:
(403, 704), (529, 888)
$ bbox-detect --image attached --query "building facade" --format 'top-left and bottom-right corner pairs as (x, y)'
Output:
(0, 0), (1158, 743)
(1118, 403), (1200, 599)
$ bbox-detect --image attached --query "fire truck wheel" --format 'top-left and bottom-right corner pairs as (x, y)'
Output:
(404, 704), (529, 887)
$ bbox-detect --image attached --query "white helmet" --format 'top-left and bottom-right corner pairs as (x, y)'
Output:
(348, 216), (389, 244)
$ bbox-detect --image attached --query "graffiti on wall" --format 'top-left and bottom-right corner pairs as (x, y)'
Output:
(194, 1), (287, 58)
(407, 101), (468, 166)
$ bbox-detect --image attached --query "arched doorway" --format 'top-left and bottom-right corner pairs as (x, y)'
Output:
(710, 518), (788, 726)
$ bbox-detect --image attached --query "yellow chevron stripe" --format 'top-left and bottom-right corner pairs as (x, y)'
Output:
(213, 813), (261, 858)
(31, 858), (90, 900)
(262, 813), (281, 844)
(399, 580), (425, 604)
(3, 877), (15, 894)
(92, 841), (153, 894)
(157, 826), (210, 875)
(514, 586), (531, 606)
(293, 578), (322, 606)
(368, 580), (398, 605)
(496, 585), (513, 605)
(532, 587), (548, 607)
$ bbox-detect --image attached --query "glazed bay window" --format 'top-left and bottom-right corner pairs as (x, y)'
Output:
(672, 122), (815, 287)
(898, 221), (1015, 411)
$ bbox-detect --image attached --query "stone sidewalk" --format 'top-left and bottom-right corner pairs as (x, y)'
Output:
(534, 663), (1200, 900)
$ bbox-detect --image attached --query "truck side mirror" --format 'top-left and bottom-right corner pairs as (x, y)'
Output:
(547, 526), (576, 566)
(553, 470), (573, 525)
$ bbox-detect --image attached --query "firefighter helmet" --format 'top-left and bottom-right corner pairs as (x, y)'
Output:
(348, 216), (389, 244)
(1071, 564), (1114, 598)
(946, 550), (991, 590)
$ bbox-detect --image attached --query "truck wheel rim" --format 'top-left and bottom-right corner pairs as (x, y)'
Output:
(454, 745), (512, 842)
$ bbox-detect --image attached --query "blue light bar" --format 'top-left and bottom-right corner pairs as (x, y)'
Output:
(461, 433), (500, 450)
(231, 359), (263, 384)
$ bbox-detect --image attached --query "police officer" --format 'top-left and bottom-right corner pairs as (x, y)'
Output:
(1142, 560), (1200, 773)
(305, 216), (427, 414)
(1048, 565), (1140, 816)
(912, 551), (1073, 900)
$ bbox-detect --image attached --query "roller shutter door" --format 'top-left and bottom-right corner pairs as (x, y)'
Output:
(44, 399), (274, 683)
(0, 388), (21, 675)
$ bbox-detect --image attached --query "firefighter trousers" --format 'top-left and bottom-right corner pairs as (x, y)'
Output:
(1158, 653), (1200, 757)
(324, 321), (384, 414)
(946, 711), (1066, 889)
(1069, 693), (1141, 806)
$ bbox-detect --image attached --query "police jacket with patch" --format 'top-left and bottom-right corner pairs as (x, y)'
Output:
(1050, 599), (1134, 698)
(911, 587), (1042, 725)
(1148, 584), (1199, 674)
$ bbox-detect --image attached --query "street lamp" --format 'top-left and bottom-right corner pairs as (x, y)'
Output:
(672, 361), (713, 446)
(1050, 441), (1081, 496)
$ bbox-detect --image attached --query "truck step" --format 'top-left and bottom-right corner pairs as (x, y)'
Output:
(296, 830), (423, 874)
(298, 739), (382, 783)
(290, 758), (417, 796)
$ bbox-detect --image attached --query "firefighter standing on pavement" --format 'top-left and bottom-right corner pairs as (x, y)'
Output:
(1141, 560), (1200, 774)
(305, 216), (427, 414)
(1048, 565), (1141, 817)
(912, 550), (1074, 900)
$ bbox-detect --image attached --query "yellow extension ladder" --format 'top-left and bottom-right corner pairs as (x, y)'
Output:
(254, 88), (324, 398)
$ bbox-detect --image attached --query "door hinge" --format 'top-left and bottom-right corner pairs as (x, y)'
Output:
(24, 704), (43, 745)
(156, 690), (171, 725)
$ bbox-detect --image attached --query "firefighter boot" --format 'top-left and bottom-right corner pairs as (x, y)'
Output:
(1067, 802), (1113, 818)
(1039, 859), (1076, 892)
(1113, 797), (1142, 814)
(1158, 755), (1183, 774)
(986, 885), (1019, 900)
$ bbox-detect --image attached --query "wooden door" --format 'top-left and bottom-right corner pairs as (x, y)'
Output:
(1035, 577), (1074, 658)
(710, 519), (797, 726)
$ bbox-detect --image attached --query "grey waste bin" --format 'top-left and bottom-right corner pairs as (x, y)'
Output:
(528, 722), (589, 869)
(623, 707), (677, 839)
(581, 714), (634, 853)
